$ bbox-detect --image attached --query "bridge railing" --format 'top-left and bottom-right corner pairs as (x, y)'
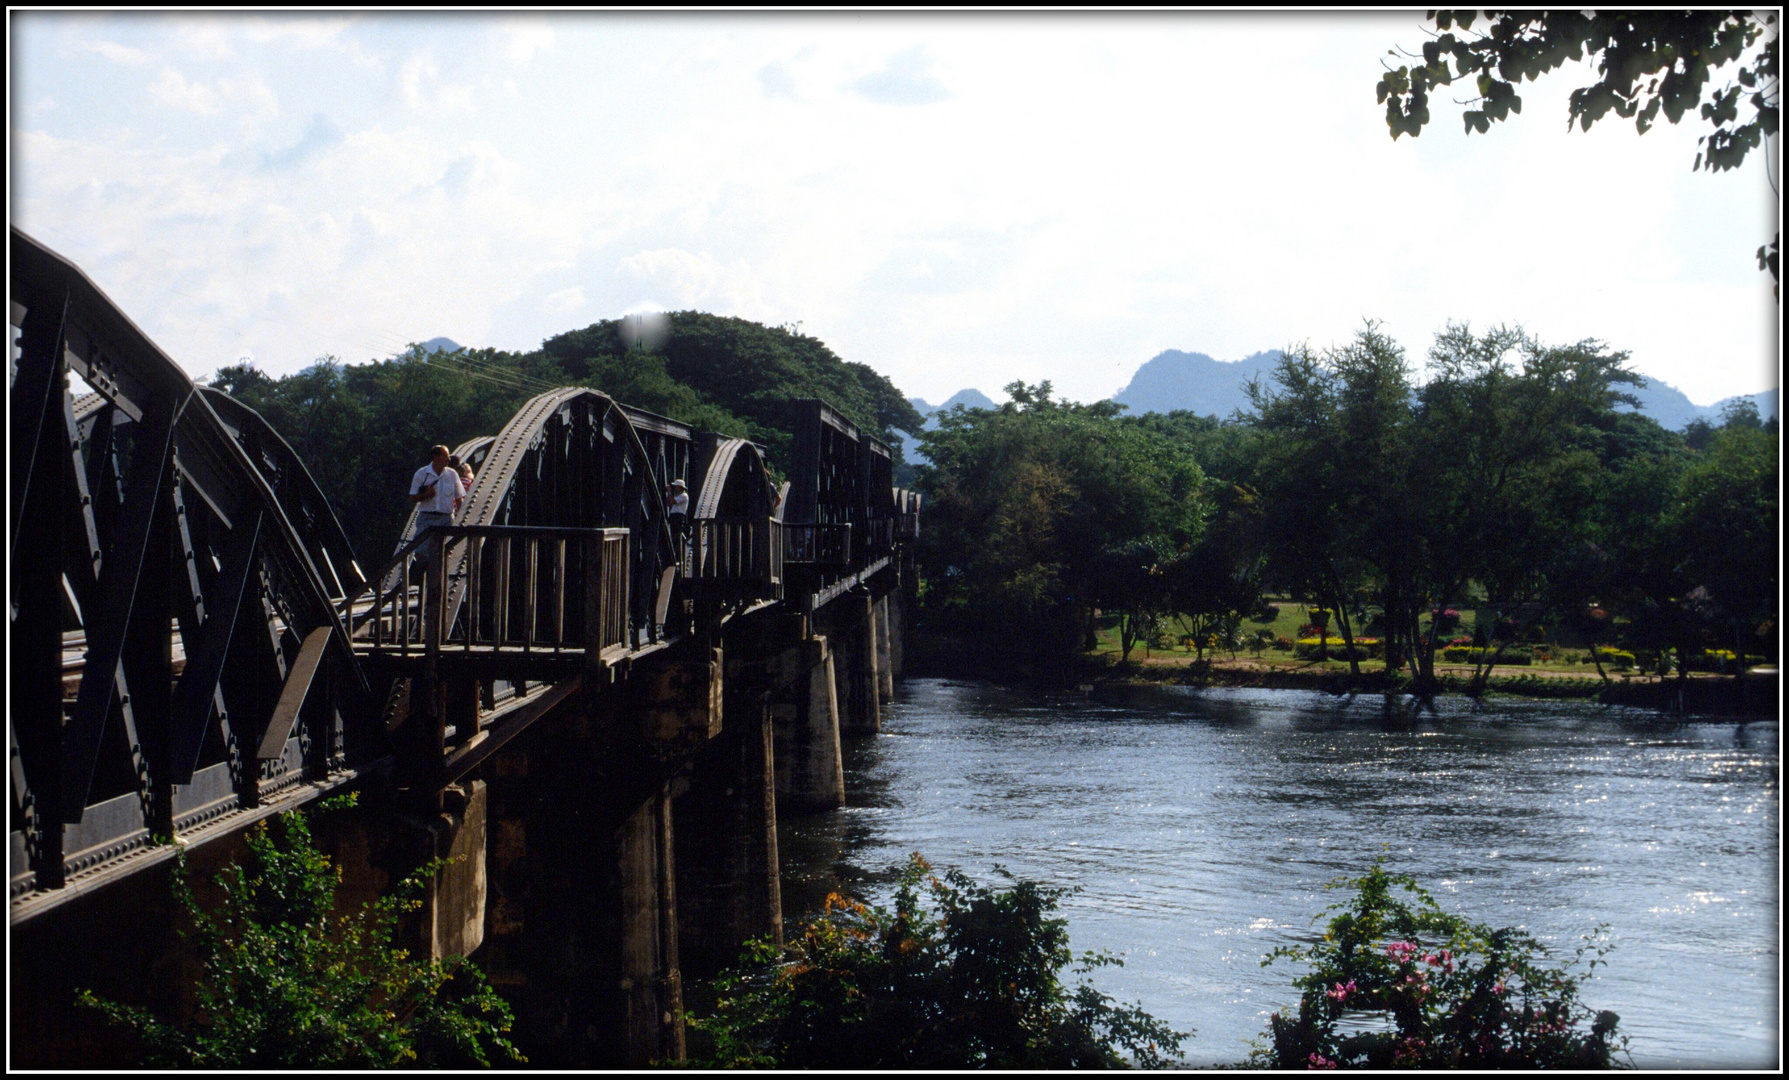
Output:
(782, 522), (852, 567)
(685, 517), (783, 596)
(349, 524), (630, 658)
(859, 516), (895, 559)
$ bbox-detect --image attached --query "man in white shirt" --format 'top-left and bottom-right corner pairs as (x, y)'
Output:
(409, 444), (463, 571)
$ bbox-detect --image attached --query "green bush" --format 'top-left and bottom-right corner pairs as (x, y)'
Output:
(78, 796), (522, 1068)
(1255, 861), (1627, 1069)
(1591, 648), (1636, 671)
(1294, 637), (1372, 661)
(1686, 650), (1767, 672)
(691, 854), (1187, 1069)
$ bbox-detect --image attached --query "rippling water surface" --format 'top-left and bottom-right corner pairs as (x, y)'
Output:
(776, 679), (1779, 1069)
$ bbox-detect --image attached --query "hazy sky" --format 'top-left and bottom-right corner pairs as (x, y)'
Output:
(11, 12), (1780, 407)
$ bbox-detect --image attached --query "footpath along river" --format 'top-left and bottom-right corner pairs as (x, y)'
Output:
(776, 679), (1779, 1069)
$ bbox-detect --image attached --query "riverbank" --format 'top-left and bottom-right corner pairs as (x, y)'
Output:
(906, 635), (1779, 716)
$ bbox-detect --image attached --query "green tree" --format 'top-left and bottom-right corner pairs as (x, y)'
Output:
(1164, 481), (1268, 664)
(1246, 323), (1641, 689)
(1245, 334), (1397, 678)
(1376, 10), (1781, 288)
(78, 797), (522, 1069)
(692, 855), (1187, 1069)
(1095, 535), (1180, 664)
(540, 311), (924, 461)
(1413, 326), (1638, 691)
(1257, 861), (1628, 1069)
(916, 382), (1208, 666)
(1668, 422), (1779, 667)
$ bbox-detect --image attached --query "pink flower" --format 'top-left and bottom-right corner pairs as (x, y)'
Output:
(1326, 979), (1357, 1003)
(1492, 981), (1508, 996)
(1383, 940), (1420, 963)
(1307, 1051), (1338, 1069)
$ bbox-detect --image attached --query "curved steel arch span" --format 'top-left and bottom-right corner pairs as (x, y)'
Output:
(10, 228), (375, 918)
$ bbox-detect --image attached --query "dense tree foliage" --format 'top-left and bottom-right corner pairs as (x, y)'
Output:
(913, 323), (1778, 684)
(915, 382), (1209, 664)
(205, 312), (921, 569)
(691, 855), (1187, 1068)
(77, 797), (521, 1068)
(1376, 10), (1780, 286)
(541, 312), (924, 461)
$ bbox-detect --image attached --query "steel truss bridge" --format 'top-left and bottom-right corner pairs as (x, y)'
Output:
(9, 226), (921, 931)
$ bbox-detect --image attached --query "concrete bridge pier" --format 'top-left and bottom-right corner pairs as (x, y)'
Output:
(769, 635), (845, 812)
(886, 588), (905, 681)
(672, 690), (783, 979)
(874, 595), (895, 702)
(326, 778), (489, 964)
(825, 593), (881, 734)
(478, 658), (724, 1067)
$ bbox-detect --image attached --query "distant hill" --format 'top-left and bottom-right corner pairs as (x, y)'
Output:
(420, 337), (463, 354)
(1108, 348), (1775, 430)
(910, 388), (998, 430)
(1620, 384), (1777, 429)
(1713, 388), (1779, 422)
(1111, 349), (1284, 419)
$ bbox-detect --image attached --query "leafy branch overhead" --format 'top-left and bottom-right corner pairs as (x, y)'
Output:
(1376, 10), (1780, 284)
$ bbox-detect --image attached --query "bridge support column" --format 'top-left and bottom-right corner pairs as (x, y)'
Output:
(831, 594), (881, 734)
(481, 688), (690, 1067)
(874, 595), (894, 702)
(886, 587), (905, 682)
(673, 696), (783, 978)
(304, 778), (486, 964)
(769, 635), (844, 812)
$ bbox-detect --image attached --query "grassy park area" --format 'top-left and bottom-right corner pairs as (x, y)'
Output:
(1084, 598), (1760, 693)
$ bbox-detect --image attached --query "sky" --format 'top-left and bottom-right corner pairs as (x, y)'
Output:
(10, 12), (1781, 408)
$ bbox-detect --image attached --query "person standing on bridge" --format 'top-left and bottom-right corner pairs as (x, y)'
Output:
(667, 477), (690, 563)
(409, 444), (463, 574)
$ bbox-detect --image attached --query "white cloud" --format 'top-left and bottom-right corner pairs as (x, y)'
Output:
(501, 20), (555, 65)
(400, 54), (436, 108)
(86, 39), (151, 66)
(147, 65), (277, 124)
(149, 66), (222, 113)
(175, 21), (237, 60)
(542, 285), (586, 314)
(619, 248), (767, 313)
(400, 52), (473, 111)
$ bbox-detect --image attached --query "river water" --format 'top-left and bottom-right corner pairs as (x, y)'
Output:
(775, 679), (1779, 1069)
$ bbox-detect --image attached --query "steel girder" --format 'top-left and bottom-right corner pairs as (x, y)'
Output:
(434, 389), (676, 648)
(9, 228), (374, 921)
(782, 399), (899, 609)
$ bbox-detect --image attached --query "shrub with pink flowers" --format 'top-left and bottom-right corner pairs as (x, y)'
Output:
(1253, 861), (1627, 1069)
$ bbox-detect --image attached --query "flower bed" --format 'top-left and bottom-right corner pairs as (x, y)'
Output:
(1295, 636), (1383, 661)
